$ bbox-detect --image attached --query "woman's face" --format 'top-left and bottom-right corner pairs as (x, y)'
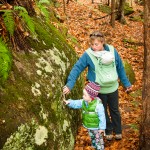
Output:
(90, 39), (104, 51)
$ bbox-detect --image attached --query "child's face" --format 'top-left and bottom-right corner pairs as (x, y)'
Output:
(90, 39), (104, 51)
(83, 89), (92, 102)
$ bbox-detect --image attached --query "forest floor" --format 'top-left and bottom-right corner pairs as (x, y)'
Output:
(54, 0), (144, 149)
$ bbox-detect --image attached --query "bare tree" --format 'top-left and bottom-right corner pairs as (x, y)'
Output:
(139, 0), (150, 149)
(111, 0), (116, 27)
(107, 0), (110, 6)
(117, 0), (126, 24)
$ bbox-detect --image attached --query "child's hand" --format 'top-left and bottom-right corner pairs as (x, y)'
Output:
(63, 100), (70, 105)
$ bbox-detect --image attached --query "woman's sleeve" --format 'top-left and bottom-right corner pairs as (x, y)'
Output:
(114, 49), (131, 87)
(66, 53), (88, 90)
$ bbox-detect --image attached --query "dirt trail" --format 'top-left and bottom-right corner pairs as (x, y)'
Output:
(55, 1), (143, 149)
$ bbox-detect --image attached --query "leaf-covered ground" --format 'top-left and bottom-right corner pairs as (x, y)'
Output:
(55, 1), (143, 149)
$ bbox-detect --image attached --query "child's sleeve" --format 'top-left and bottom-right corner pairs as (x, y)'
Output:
(67, 99), (83, 109)
(96, 103), (106, 130)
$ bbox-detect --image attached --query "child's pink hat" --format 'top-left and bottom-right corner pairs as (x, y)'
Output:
(85, 82), (100, 98)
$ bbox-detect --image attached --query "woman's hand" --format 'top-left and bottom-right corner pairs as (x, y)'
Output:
(125, 85), (132, 93)
(63, 86), (70, 94)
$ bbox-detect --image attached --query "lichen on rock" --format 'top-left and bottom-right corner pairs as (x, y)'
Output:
(0, 17), (83, 150)
(34, 125), (48, 146)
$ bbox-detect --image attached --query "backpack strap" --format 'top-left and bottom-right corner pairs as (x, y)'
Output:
(86, 44), (115, 58)
(107, 45), (115, 58)
(107, 44), (115, 66)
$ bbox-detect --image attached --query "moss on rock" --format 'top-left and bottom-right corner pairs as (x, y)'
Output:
(124, 2), (134, 16)
(0, 17), (84, 150)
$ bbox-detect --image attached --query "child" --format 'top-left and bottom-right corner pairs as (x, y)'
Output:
(63, 82), (106, 150)
(63, 30), (132, 140)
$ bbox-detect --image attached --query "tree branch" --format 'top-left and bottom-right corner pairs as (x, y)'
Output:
(93, 10), (118, 20)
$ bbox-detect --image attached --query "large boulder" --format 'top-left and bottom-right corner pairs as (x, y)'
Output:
(0, 18), (84, 150)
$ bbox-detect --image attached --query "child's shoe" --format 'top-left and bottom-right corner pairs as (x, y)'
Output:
(115, 134), (122, 140)
(106, 134), (113, 141)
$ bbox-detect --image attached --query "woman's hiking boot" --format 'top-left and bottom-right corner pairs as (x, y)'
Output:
(106, 134), (113, 141)
(115, 134), (122, 140)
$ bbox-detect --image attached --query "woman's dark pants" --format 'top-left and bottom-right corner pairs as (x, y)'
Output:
(98, 90), (122, 135)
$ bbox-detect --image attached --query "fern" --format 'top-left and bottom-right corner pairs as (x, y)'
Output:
(39, 4), (50, 20)
(14, 6), (28, 13)
(39, 0), (50, 4)
(3, 10), (15, 36)
(0, 38), (12, 83)
(19, 11), (35, 33)
(37, 3), (50, 21)
(14, 6), (35, 34)
(0, 39), (9, 53)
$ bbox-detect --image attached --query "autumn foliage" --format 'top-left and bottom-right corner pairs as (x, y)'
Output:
(54, 0), (143, 149)
(0, 0), (144, 149)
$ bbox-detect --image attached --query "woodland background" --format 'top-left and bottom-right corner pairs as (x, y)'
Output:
(0, 0), (149, 149)
(55, 0), (143, 149)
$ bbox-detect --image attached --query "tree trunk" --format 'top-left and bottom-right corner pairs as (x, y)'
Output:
(107, 0), (110, 6)
(139, 0), (150, 149)
(111, 0), (116, 27)
(117, 0), (126, 24)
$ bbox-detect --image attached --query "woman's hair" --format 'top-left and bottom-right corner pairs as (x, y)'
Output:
(89, 31), (105, 44)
